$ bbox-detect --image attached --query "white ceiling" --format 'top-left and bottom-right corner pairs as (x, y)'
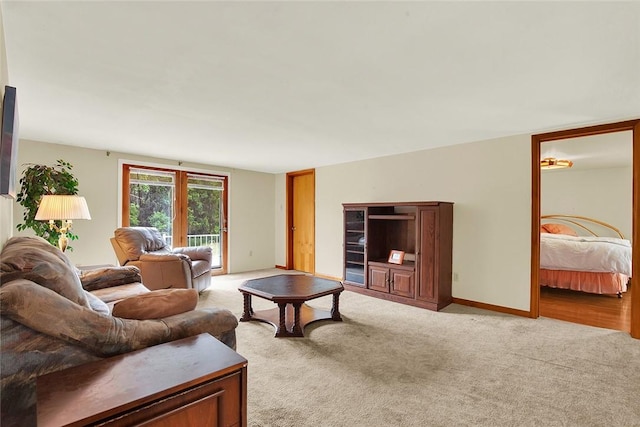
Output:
(2, 1), (639, 174)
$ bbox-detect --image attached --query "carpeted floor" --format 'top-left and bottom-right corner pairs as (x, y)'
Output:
(198, 269), (640, 427)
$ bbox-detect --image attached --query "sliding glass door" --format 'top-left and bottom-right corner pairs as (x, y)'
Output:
(122, 164), (228, 273)
(185, 174), (225, 269)
(128, 168), (176, 242)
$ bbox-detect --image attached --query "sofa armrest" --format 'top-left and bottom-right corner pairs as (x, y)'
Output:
(163, 307), (238, 350)
(0, 280), (167, 356)
(78, 266), (143, 292)
(139, 253), (190, 263)
(134, 255), (192, 290)
(173, 246), (212, 263)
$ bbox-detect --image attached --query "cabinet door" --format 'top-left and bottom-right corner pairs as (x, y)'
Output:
(417, 208), (436, 302)
(368, 266), (389, 292)
(344, 208), (366, 286)
(390, 268), (415, 298)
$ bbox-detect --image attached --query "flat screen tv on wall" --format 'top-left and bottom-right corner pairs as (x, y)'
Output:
(0, 85), (19, 198)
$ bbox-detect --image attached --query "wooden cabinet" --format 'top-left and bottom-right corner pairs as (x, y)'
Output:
(343, 201), (453, 311)
(37, 334), (247, 427)
(368, 262), (416, 298)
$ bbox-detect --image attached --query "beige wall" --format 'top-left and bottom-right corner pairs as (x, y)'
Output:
(274, 173), (286, 266)
(13, 139), (276, 271)
(226, 166), (276, 272)
(0, 5), (14, 246)
(541, 166), (632, 240)
(277, 134), (533, 311)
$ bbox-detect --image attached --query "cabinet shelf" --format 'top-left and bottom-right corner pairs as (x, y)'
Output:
(368, 214), (415, 220)
(369, 259), (415, 268)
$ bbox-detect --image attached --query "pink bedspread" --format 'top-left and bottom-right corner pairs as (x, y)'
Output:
(540, 269), (628, 295)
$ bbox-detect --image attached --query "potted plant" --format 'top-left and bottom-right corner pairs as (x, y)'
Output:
(16, 159), (80, 248)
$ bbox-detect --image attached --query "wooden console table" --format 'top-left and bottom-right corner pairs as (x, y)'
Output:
(37, 334), (247, 427)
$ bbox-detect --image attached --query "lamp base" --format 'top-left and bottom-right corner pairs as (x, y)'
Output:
(58, 233), (69, 252)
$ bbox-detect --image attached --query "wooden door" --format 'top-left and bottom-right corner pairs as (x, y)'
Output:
(287, 169), (315, 273)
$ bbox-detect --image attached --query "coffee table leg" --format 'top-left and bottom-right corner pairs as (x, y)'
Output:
(276, 302), (287, 337)
(331, 292), (343, 321)
(292, 303), (303, 336)
(240, 293), (253, 322)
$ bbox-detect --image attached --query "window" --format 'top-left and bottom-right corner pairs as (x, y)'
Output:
(122, 164), (228, 272)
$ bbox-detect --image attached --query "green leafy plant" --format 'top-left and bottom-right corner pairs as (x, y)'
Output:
(16, 159), (80, 247)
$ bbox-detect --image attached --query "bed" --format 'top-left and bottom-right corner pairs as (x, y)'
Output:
(540, 215), (632, 297)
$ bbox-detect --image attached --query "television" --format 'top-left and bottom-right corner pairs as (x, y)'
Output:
(0, 85), (19, 198)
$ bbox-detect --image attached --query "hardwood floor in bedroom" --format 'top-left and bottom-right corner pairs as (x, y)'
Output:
(539, 284), (632, 332)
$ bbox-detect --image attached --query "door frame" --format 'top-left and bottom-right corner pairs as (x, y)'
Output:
(286, 169), (315, 271)
(530, 119), (640, 338)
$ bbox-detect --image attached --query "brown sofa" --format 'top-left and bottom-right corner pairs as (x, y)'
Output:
(0, 236), (238, 426)
(111, 227), (213, 292)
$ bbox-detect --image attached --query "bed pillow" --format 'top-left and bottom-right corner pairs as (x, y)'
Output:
(111, 288), (198, 320)
(541, 223), (578, 236)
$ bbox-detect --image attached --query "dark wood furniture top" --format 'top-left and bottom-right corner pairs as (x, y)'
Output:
(239, 274), (343, 337)
(37, 334), (248, 427)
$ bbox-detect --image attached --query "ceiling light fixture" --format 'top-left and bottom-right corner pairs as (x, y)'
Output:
(540, 157), (573, 170)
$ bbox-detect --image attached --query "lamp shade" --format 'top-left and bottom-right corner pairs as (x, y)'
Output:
(35, 195), (92, 220)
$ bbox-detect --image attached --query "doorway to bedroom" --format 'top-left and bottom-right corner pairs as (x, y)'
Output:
(539, 132), (632, 332)
(531, 119), (640, 339)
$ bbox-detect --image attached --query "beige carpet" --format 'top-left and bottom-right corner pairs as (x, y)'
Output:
(198, 269), (640, 427)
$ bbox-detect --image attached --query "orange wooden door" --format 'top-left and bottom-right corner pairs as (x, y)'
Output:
(288, 170), (315, 273)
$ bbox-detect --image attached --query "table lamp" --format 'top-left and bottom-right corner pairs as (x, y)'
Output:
(35, 195), (92, 252)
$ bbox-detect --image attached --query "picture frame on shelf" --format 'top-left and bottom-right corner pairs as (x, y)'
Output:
(388, 250), (405, 265)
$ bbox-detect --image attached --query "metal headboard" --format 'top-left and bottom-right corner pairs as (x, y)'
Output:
(541, 214), (625, 239)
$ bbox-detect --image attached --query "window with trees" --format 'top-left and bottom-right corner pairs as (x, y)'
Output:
(122, 164), (228, 272)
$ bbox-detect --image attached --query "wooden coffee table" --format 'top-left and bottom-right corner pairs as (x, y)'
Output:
(239, 274), (343, 337)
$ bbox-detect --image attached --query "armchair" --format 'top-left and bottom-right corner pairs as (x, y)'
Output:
(111, 227), (212, 292)
(0, 236), (238, 426)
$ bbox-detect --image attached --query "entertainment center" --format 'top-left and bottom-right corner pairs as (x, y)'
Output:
(343, 201), (453, 311)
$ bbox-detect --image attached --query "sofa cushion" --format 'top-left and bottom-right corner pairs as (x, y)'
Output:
(90, 283), (151, 304)
(112, 289), (198, 320)
(113, 227), (169, 262)
(78, 266), (142, 291)
(84, 291), (111, 315)
(0, 236), (89, 308)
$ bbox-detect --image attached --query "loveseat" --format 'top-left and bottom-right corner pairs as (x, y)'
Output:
(0, 236), (238, 426)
